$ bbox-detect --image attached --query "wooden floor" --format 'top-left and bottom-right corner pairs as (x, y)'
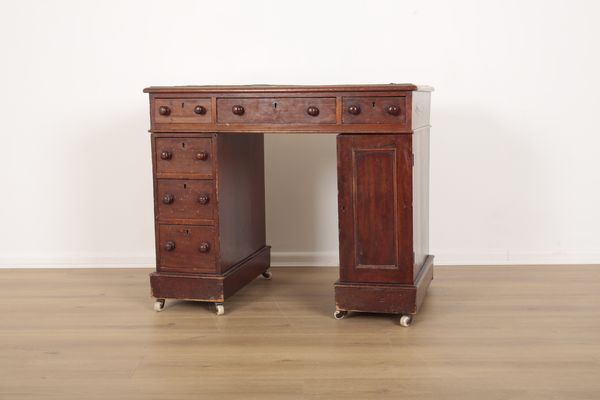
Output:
(1, 266), (600, 399)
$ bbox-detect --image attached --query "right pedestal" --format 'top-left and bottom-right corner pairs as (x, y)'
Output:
(334, 132), (433, 325)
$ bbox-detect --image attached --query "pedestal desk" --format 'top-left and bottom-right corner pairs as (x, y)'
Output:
(144, 84), (433, 326)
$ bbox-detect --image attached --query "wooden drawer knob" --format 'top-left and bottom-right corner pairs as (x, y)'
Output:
(348, 105), (361, 115)
(195, 151), (209, 161)
(164, 241), (176, 251)
(160, 151), (172, 160)
(162, 194), (174, 204)
(158, 106), (171, 116)
(307, 106), (320, 117)
(198, 194), (209, 205)
(386, 105), (401, 116)
(232, 105), (245, 115)
(199, 242), (210, 253)
(194, 105), (207, 115)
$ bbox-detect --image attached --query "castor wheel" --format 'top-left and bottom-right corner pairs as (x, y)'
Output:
(333, 310), (348, 320)
(153, 299), (165, 312)
(261, 269), (272, 280)
(399, 315), (413, 327)
(214, 303), (225, 316)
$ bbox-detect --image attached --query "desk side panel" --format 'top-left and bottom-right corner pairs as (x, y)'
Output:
(412, 126), (430, 278)
(216, 133), (267, 273)
(411, 91), (431, 131)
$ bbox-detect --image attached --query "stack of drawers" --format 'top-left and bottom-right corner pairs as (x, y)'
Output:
(154, 135), (217, 274)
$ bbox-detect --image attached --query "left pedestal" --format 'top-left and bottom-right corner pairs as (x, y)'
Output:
(149, 133), (271, 314)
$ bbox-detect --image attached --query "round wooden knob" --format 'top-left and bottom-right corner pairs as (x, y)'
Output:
(196, 152), (209, 161)
(198, 194), (209, 205)
(162, 194), (174, 204)
(307, 106), (320, 117)
(348, 105), (361, 115)
(199, 242), (210, 253)
(386, 105), (401, 116)
(160, 151), (172, 160)
(194, 105), (207, 115)
(158, 106), (171, 116)
(232, 105), (245, 115)
(164, 241), (176, 251)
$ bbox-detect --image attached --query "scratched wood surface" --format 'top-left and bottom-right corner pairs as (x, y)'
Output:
(1, 266), (599, 399)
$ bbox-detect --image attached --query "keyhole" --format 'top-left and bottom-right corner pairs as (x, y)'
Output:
(273, 102), (278, 109)
(181, 102), (185, 108)
(181, 142), (185, 148)
(372, 101), (376, 108)
(183, 183), (187, 189)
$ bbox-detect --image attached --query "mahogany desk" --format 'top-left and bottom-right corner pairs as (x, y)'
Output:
(143, 84), (433, 326)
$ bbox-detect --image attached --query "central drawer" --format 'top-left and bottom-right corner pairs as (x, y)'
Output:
(217, 97), (336, 124)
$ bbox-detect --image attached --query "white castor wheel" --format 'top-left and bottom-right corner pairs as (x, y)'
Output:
(333, 310), (348, 320)
(214, 303), (225, 316)
(399, 315), (413, 327)
(261, 269), (272, 280)
(153, 299), (165, 312)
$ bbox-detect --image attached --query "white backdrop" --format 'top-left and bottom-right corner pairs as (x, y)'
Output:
(1, 0), (599, 267)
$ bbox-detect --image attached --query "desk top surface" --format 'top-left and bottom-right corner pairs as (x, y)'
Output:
(144, 84), (433, 94)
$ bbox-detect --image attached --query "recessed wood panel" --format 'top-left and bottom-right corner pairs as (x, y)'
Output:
(354, 148), (398, 268)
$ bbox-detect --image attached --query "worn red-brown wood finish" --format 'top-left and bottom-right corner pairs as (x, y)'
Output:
(144, 84), (433, 324)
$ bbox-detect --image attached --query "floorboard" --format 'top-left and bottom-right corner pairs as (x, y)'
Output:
(1, 265), (599, 399)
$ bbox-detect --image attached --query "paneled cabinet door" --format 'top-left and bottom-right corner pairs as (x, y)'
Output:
(337, 134), (414, 284)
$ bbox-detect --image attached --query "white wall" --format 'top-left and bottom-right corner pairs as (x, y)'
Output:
(1, 0), (599, 267)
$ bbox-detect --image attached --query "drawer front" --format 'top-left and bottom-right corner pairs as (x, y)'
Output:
(155, 137), (213, 176)
(342, 97), (407, 124)
(153, 98), (212, 124)
(217, 97), (336, 124)
(158, 225), (216, 273)
(156, 179), (216, 222)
